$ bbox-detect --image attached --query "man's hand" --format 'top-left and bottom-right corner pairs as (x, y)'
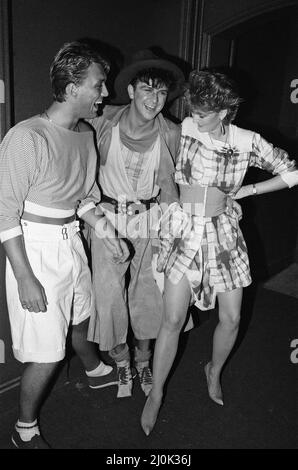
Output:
(18, 273), (48, 313)
(102, 237), (130, 263)
(3, 235), (48, 313)
(81, 207), (130, 263)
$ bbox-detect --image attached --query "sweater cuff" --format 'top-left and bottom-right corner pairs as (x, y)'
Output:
(77, 202), (96, 218)
(0, 225), (23, 243)
(280, 170), (298, 188)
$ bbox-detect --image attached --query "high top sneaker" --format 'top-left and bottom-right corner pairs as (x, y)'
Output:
(135, 361), (153, 396)
(116, 359), (133, 398)
(134, 347), (152, 396)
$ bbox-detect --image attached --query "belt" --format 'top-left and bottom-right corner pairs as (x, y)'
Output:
(22, 211), (76, 225)
(179, 185), (227, 217)
(100, 194), (158, 214)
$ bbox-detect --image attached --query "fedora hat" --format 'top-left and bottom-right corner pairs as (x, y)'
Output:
(113, 49), (185, 104)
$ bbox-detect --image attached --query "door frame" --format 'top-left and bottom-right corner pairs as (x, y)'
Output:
(0, 0), (13, 141)
(200, 0), (298, 69)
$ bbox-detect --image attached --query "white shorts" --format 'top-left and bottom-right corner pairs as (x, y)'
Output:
(6, 220), (94, 363)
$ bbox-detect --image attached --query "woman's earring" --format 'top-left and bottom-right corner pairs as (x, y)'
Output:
(221, 120), (225, 135)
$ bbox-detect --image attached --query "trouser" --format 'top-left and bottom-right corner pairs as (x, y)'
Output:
(88, 232), (163, 351)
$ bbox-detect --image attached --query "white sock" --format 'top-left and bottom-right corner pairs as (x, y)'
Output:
(16, 419), (40, 442)
(86, 361), (112, 377)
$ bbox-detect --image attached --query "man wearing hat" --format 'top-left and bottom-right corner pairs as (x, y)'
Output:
(87, 50), (184, 398)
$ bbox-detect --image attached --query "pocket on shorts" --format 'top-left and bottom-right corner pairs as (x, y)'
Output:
(23, 239), (43, 273)
(24, 238), (60, 275)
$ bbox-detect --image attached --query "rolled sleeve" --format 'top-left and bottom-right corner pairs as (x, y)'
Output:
(250, 133), (297, 178)
(280, 169), (298, 188)
(77, 180), (101, 217)
(77, 201), (97, 218)
(0, 226), (23, 243)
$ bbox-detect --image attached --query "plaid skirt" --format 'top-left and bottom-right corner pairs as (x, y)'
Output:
(157, 201), (252, 310)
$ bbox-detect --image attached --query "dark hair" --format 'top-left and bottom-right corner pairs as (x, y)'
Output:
(50, 41), (110, 102)
(130, 67), (176, 95)
(185, 70), (242, 123)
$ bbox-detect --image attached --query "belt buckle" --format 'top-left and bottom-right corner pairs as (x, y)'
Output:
(62, 227), (68, 240)
(128, 201), (143, 215)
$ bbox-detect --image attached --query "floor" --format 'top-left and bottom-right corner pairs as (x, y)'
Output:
(264, 262), (298, 299)
(0, 282), (297, 450)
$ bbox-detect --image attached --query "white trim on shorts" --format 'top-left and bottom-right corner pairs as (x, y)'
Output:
(24, 200), (75, 218)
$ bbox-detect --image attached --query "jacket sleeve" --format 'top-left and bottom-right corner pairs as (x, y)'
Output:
(158, 126), (180, 206)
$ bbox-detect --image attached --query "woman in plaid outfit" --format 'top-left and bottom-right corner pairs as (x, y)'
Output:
(141, 70), (298, 435)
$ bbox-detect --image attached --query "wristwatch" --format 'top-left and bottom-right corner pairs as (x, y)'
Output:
(252, 184), (257, 195)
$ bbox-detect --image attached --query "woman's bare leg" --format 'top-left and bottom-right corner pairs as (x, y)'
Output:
(205, 287), (243, 405)
(141, 275), (191, 435)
